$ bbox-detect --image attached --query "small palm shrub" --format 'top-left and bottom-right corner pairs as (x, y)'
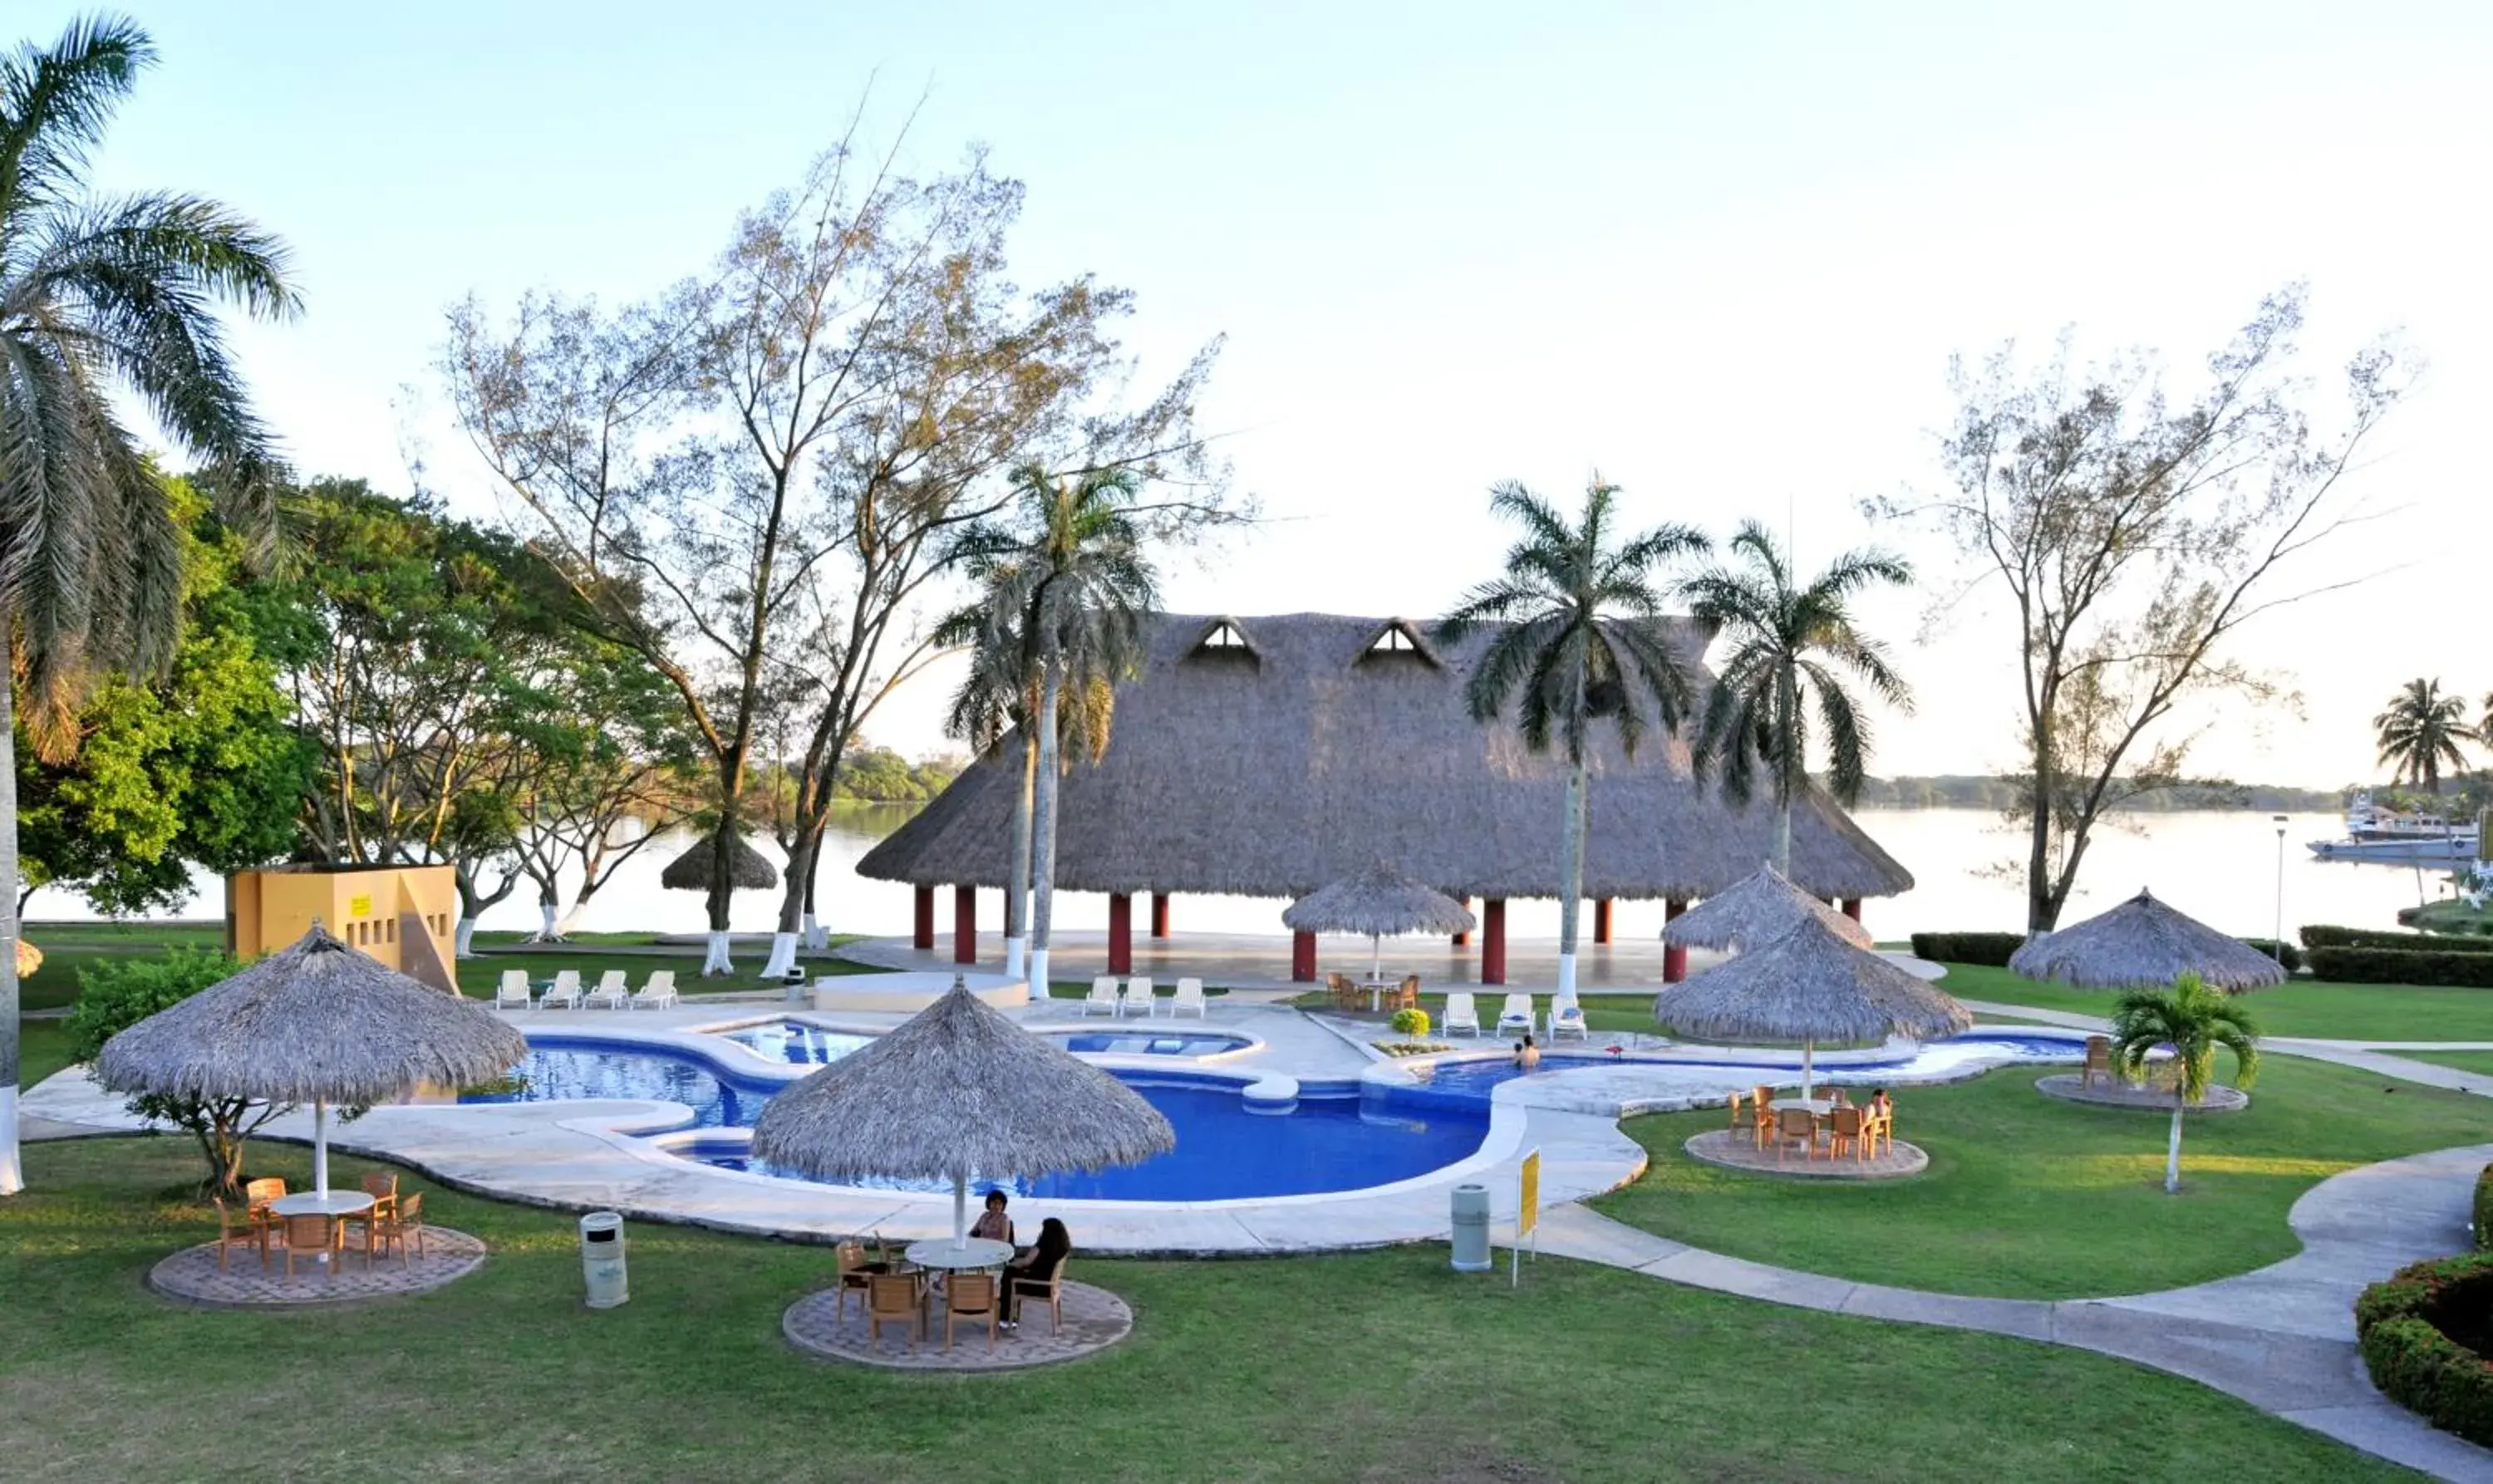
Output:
(1390, 1007), (1432, 1037)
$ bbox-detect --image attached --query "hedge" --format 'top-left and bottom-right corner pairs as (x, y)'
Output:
(2355, 1252), (2493, 1446)
(2477, 1164), (2493, 1252)
(2302, 924), (2493, 955)
(1909, 932), (2024, 966)
(2303, 946), (2493, 988)
(2236, 938), (2304, 973)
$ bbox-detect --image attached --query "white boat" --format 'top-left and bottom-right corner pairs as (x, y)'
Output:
(2308, 794), (2481, 862)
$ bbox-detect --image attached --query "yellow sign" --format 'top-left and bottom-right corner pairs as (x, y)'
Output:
(348, 894), (373, 918)
(1518, 1148), (1541, 1237)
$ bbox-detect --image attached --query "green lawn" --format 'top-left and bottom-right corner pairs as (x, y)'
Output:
(2387, 1049), (2493, 1080)
(1594, 1057), (2493, 1300)
(1936, 961), (2493, 1042)
(0, 1138), (2406, 1483)
(12, 1021), (72, 1090)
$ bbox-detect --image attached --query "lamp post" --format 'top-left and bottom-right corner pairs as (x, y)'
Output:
(2272, 814), (2289, 965)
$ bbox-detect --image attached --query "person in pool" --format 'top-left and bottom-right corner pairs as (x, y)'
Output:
(1512, 1033), (1541, 1070)
(1001, 1216), (1072, 1328)
(970, 1188), (1015, 1245)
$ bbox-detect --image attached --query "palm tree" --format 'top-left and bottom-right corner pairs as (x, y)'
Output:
(2373, 678), (2476, 795)
(966, 464), (1156, 993)
(1679, 522), (1913, 875)
(2107, 971), (2260, 1194)
(1434, 477), (1709, 1001)
(2, 15), (298, 1196)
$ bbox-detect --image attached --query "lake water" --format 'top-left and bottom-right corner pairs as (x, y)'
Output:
(23, 806), (2469, 941)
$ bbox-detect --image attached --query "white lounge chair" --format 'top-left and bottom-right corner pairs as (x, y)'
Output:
(583, 970), (631, 1010)
(1084, 976), (1119, 1017)
(630, 970), (677, 1010)
(1123, 975), (1156, 1019)
(538, 970), (583, 1010)
(494, 970), (533, 1010)
(1548, 994), (1589, 1042)
(1172, 978), (1207, 1019)
(1442, 991), (1482, 1037)
(1495, 992), (1536, 1039)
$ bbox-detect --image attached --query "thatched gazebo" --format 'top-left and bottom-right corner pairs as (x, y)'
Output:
(2007, 889), (2288, 992)
(659, 830), (780, 893)
(1662, 862), (1872, 952)
(1282, 859), (1477, 982)
(751, 983), (1174, 1250)
(1655, 916), (1973, 1097)
(95, 926), (527, 1197)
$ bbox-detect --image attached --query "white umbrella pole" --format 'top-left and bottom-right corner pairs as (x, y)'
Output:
(1800, 1043), (1814, 1103)
(1371, 934), (1381, 981)
(952, 1173), (968, 1249)
(313, 1099), (329, 1197)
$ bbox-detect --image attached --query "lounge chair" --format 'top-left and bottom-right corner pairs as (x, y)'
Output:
(1084, 976), (1119, 1017)
(1443, 991), (1482, 1037)
(583, 970), (631, 1010)
(1172, 978), (1207, 1019)
(630, 970), (678, 1010)
(1547, 994), (1588, 1042)
(1123, 975), (1156, 1019)
(538, 970), (583, 1010)
(1495, 993), (1536, 1038)
(494, 970), (533, 1010)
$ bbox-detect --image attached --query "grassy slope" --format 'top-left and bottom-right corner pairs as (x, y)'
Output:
(1595, 1058), (2493, 1300)
(2389, 1049), (2493, 1079)
(1937, 961), (2493, 1042)
(0, 1138), (2402, 1484)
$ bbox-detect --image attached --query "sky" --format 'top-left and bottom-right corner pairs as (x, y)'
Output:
(71, 1), (2493, 789)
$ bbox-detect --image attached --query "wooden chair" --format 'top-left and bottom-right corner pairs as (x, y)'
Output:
(280, 1211), (342, 1279)
(211, 1196), (273, 1273)
(1010, 1257), (1068, 1336)
(371, 1192), (428, 1265)
(1750, 1094), (1778, 1150)
(1389, 975), (1420, 1014)
(867, 1271), (926, 1349)
(1773, 1108), (1822, 1167)
(2082, 1035), (2112, 1088)
(944, 1272), (1001, 1351)
(1326, 973), (1357, 1011)
(352, 1172), (400, 1259)
(1827, 1105), (1871, 1162)
(834, 1239), (888, 1320)
(1869, 1095), (1896, 1156)
(1725, 1088), (1747, 1131)
(243, 1176), (287, 1239)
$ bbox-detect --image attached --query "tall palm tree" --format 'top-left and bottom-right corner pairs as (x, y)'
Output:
(1434, 477), (1708, 1001)
(2, 15), (298, 1196)
(2107, 972), (2260, 1194)
(1679, 522), (1913, 875)
(966, 464), (1156, 993)
(2373, 678), (2476, 795)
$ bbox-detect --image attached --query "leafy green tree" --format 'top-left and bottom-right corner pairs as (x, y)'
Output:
(61, 951), (277, 1197)
(2107, 971), (2261, 1194)
(1, 15), (297, 1195)
(1435, 478), (1707, 1000)
(2373, 678), (2476, 795)
(1680, 522), (1913, 874)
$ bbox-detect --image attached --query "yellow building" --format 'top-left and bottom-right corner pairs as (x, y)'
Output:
(227, 864), (460, 994)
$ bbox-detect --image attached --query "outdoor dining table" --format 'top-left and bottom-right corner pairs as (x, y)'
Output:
(268, 1190), (375, 1267)
(1767, 1098), (1839, 1117)
(1360, 975), (1394, 1012)
(902, 1236), (1014, 1273)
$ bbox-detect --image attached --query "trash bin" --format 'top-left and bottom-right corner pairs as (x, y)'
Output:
(1449, 1182), (1491, 1272)
(580, 1211), (627, 1309)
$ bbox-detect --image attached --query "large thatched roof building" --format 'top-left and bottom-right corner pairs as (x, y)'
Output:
(863, 613), (1912, 982)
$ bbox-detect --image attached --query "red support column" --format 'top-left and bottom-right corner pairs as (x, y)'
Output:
(1291, 930), (1317, 983)
(1150, 892), (1172, 938)
(1482, 899), (1507, 985)
(952, 885), (977, 966)
(1594, 898), (1613, 945)
(1841, 897), (1863, 923)
(1453, 896), (1472, 948)
(912, 886), (935, 951)
(1108, 892), (1133, 975)
(1663, 898), (1689, 983)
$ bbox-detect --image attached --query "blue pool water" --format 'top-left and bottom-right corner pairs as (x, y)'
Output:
(1042, 1030), (1250, 1056)
(1405, 1031), (2087, 1103)
(720, 1023), (874, 1065)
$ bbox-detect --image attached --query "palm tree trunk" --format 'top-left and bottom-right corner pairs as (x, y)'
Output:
(1557, 754), (1586, 1000)
(2164, 1100), (2184, 1194)
(1773, 664), (1797, 876)
(1029, 663), (1065, 995)
(2, 671), (23, 1196)
(1005, 733), (1035, 979)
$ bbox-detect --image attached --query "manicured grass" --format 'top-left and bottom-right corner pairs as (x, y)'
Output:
(0, 1138), (2405, 1482)
(2389, 1049), (2493, 1080)
(1594, 1057), (2493, 1300)
(12, 1021), (72, 1089)
(1937, 961), (2493, 1042)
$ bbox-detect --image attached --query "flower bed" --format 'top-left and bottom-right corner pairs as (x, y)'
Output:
(2354, 1250), (2493, 1445)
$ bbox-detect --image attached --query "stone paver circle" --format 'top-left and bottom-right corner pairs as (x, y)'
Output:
(1682, 1128), (1930, 1179)
(149, 1226), (489, 1307)
(2034, 1074), (2249, 1113)
(783, 1278), (1133, 1370)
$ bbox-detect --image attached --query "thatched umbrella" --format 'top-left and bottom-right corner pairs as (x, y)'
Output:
(94, 925), (527, 1197)
(1282, 859), (1477, 982)
(1654, 916), (1972, 1098)
(750, 982), (1174, 1250)
(2007, 888), (2288, 992)
(659, 829), (780, 893)
(1662, 862), (1872, 951)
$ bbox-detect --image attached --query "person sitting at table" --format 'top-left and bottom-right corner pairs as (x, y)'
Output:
(1001, 1217), (1072, 1329)
(1512, 1033), (1541, 1071)
(970, 1188), (1015, 1245)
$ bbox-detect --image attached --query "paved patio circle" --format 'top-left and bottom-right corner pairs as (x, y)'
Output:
(783, 1279), (1133, 1370)
(1682, 1128), (1930, 1179)
(148, 1226), (489, 1307)
(2034, 1074), (2250, 1113)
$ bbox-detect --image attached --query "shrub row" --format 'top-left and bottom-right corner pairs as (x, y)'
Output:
(2304, 946), (2493, 988)
(1908, 932), (2024, 966)
(2477, 1165), (2493, 1253)
(2302, 924), (2493, 954)
(2356, 1251), (2493, 1446)
(2235, 938), (2304, 973)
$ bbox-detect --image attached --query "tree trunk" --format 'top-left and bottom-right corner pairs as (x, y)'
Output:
(2164, 1101), (2184, 1194)
(2025, 703), (2060, 933)
(1029, 664), (1065, 995)
(1005, 733), (1035, 979)
(763, 824), (816, 980)
(802, 842), (827, 951)
(1773, 665), (1797, 876)
(1, 672), (21, 1196)
(702, 809), (735, 975)
(1557, 754), (1586, 1000)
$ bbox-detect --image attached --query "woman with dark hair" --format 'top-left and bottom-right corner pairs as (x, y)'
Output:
(1001, 1217), (1072, 1328)
(970, 1188), (1015, 1245)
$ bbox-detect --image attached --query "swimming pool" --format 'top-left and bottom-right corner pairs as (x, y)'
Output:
(1403, 1031), (2091, 1102)
(718, 1022), (874, 1065)
(1040, 1030), (1251, 1057)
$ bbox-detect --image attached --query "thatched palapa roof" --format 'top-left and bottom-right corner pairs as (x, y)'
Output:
(1663, 862), (1872, 951)
(861, 614), (1913, 903)
(659, 830), (780, 892)
(1283, 860), (1478, 937)
(1655, 916), (1972, 1044)
(94, 926), (528, 1105)
(750, 983), (1173, 1182)
(2007, 888), (2288, 992)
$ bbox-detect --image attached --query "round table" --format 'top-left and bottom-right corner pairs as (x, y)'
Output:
(1768, 1098), (1838, 1117)
(903, 1236), (1013, 1272)
(267, 1191), (375, 1267)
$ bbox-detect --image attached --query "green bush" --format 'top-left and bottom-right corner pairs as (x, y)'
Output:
(2477, 1165), (2493, 1252)
(2304, 946), (2493, 988)
(1389, 1007), (1432, 1036)
(64, 951), (279, 1197)
(2356, 1253), (2493, 1445)
(2302, 924), (2493, 954)
(1908, 932), (2025, 966)
(2235, 938), (2304, 972)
